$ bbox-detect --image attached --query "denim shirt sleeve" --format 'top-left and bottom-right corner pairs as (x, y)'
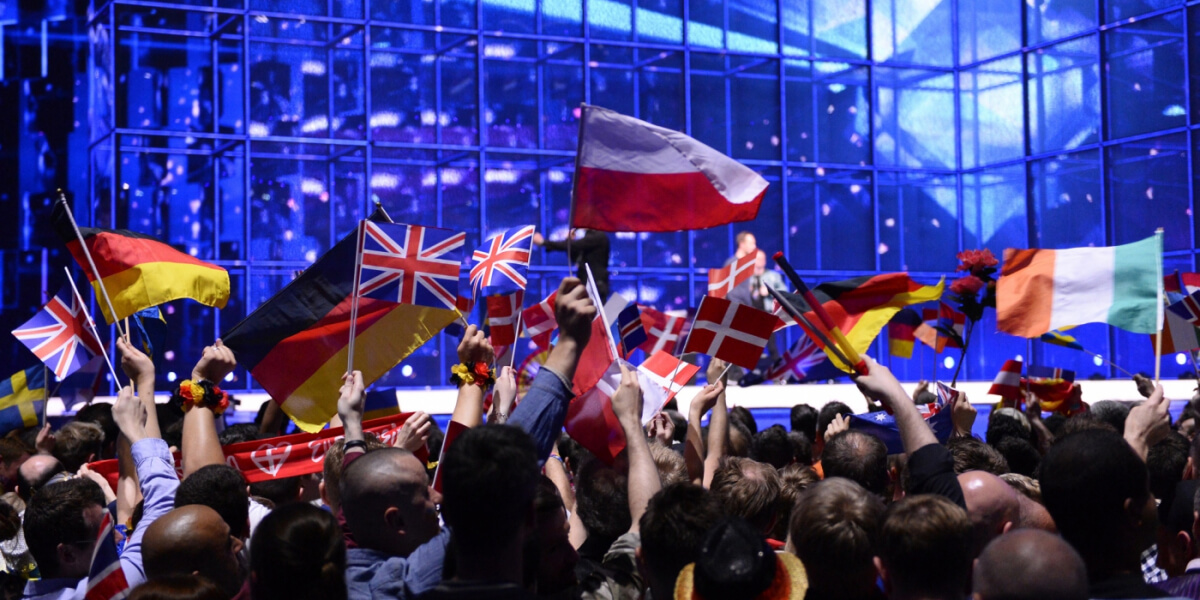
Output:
(508, 366), (575, 464)
(120, 438), (180, 587)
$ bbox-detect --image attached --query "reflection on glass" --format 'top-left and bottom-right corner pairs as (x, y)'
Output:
(960, 56), (1024, 169)
(1027, 35), (1100, 154)
(1030, 150), (1103, 249)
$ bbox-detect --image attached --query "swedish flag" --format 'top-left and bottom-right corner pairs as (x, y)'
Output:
(0, 367), (46, 435)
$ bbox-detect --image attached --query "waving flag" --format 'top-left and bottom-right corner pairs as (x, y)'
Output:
(13, 285), (103, 379)
(848, 383), (955, 454)
(470, 225), (534, 295)
(637, 351), (699, 422)
(84, 511), (128, 600)
(616, 304), (647, 357)
(1157, 272), (1200, 354)
(888, 308), (923, 359)
(486, 291), (525, 347)
(0, 366), (46, 436)
(707, 253), (756, 299)
(1028, 365), (1076, 383)
(572, 104), (767, 232)
(988, 359), (1023, 400)
(522, 292), (559, 350)
(1040, 330), (1084, 351)
(765, 335), (825, 381)
(1169, 290), (1200, 325)
(358, 221), (465, 310)
(683, 297), (780, 370)
(638, 307), (687, 355)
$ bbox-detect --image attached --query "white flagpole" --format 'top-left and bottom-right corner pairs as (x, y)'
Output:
(347, 221), (366, 374)
(510, 309), (523, 368)
(566, 103), (589, 270)
(1155, 228), (1165, 383)
(64, 267), (122, 388)
(56, 192), (127, 339)
(585, 264), (619, 360)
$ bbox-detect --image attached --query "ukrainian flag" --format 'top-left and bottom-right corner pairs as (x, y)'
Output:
(0, 367), (46, 435)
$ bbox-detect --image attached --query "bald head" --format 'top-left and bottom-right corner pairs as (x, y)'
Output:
(973, 529), (1087, 600)
(959, 471), (1021, 556)
(143, 505), (244, 596)
(17, 455), (63, 501)
(340, 448), (438, 556)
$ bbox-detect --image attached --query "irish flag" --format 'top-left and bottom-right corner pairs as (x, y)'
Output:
(571, 104), (768, 232)
(997, 233), (1163, 338)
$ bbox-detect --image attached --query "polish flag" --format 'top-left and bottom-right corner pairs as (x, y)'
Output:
(571, 104), (768, 233)
(486, 291), (524, 347)
(638, 307), (688, 355)
(988, 359), (1023, 400)
(707, 253), (756, 299)
(522, 291), (558, 350)
(683, 297), (779, 370)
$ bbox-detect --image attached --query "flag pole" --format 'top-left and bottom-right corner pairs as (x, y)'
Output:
(347, 221), (365, 374)
(1155, 228), (1165, 383)
(56, 191), (128, 339)
(1082, 350), (1135, 378)
(42, 363), (50, 426)
(510, 310), (523, 368)
(566, 103), (589, 271)
(64, 267), (122, 388)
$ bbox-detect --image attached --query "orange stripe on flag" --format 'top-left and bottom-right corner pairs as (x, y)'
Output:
(997, 248), (1056, 338)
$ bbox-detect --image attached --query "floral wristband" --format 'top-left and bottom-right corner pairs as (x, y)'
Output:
(450, 362), (496, 389)
(174, 379), (232, 415)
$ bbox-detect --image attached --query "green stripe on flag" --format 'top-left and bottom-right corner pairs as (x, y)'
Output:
(1109, 234), (1162, 334)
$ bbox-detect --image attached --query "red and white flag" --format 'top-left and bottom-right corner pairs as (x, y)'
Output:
(988, 359), (1023, 399)
(683, 297), (780, 370)
(637, 351), (700, 423)
(638, 307), (687, 355)
(707, 253), (756, 299)
(522, 291), (558, 350)
(571, 104), (768, 233)
(565, 360), (627, 465)
(486, 291), (524, 347)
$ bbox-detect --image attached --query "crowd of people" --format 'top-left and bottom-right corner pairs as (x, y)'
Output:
(2, 274), (1199, 600)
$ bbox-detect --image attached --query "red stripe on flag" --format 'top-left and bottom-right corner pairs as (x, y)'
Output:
(69, 232), (224, 282)
(573, 167), (764, 233)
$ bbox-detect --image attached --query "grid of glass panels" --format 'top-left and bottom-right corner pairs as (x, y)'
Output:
(86, 0), (1200, 390)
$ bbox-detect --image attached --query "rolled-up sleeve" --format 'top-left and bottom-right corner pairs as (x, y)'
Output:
(120, 438), (180, 587)
(509, 366), (575, 464)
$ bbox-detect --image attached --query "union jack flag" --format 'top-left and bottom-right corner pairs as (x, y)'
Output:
(357, 221), (466, 310)
(765, 335), (825, 381)
(12, 285), (102, 380)
(470, 225), (535, 295)
(1169, 290), (1200, 325)
(84, 511), (129, 600)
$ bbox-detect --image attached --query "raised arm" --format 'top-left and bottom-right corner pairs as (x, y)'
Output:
(180, 340), (237, 479)
(117, 337), (161, 439)
(1125, 383), (1170, 461)
(703, 378), (728, 489)
(852, 356), (936, 454)
(685, 381), (722, 485)
(488, 366), (517, 424)
(611, 362), (659, 533)
(450, 325), (494, 429)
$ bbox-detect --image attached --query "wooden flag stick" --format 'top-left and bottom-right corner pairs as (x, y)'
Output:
(42, 364), (50, 425)
(64, 267), (122, 388)
(56, 191), (127, 339)
(347, 221), (366, 374)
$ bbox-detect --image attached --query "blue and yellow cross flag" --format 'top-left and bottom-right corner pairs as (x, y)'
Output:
(0, 366), (46, 436)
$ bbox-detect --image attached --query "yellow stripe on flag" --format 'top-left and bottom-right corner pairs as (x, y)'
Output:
(829, 278), (945, 372)
(93, 261), (230, 323)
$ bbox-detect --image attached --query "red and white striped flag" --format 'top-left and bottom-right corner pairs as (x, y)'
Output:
(486, 291), (524, 347)
(571, 105), (768, 232)
(638, 307), (687, 355)
(522, 291), (558, 350)
(85, 512), (129, 600)
(988, 359), (1023, 400)
(707, 253), (756, 299)
(683, 297), (780, 370)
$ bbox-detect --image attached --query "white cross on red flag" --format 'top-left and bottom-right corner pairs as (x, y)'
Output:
(486, 291), (525, 347)
(706, 252), (756, 299)
(683, 296), (781, 370)
(637, 306), (687, 355)
(521, 291), (558, 350)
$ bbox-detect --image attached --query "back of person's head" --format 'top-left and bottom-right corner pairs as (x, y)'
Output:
(999, 473), (1041, 502)
(822, 431), (888, 497)
(320, 434), (387, 512)
(175, 464), (251, 539)
(17, 454), (64, 501)
(555, 432), (588, 477)
(575, 456), (630, 544)
(73, 403), (118, 455)
(128, 574), (228, 600)
(218, 423), (261, 446)
(339, 447), (436, 556)
(0, 499), (20, 541)
(639, 483), (724, 595)
(1148, 432), (1190, 502)
(144, 505), (244, 597)
(1090, 400), (1132, 434)
(24, 478), (107, 578)
(786, 431), (813, 466)
(648, 443), (687, 486)
(972, 529), (1087, 600)
(249, 476), (302, 507)
(529, 476), (577, 594)
(675, 517), (809, 600)
(710, 457), (781, 534)
(1043, 413), (1068, 437)
(0, 437), (30, 469)
(788, 478), (883, 597)
(994, 437), (1040, 477)
(773, 464), (819, 542)
(878, 495), (972, 599)
(728, 406), (758, 435)
(751, 425), (793, 469)
(1039, 429), (1152, 566)
(52, 421), (104, 472)
(1058, 411), (1117, 438)
(948, 437), (1009, 475)
(727, 420), (752, 458)
(250, 502), (345, 600)
(817, 402), (852, 440)
(440, 425), (539, 555)
(986, 409), (1031, 446)
(790, 404), (818, 440)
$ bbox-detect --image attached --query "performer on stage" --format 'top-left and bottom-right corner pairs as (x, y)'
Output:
(533, 229), (611, 300)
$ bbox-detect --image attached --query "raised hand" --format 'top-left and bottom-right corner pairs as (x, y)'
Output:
(395, 411), (433, 452)
(824, 413), (850, 442)
(457, 325), (495, 366)
(554, 278), (596, 349)
(492, 366), (517, 419)
(192, 339), (237, 383)
(337, 371), (366, 424)
(1126, 383), (1170, 460)
(611, 362), (643, 427)
(116, 336), (155, 384)
(34, 423), (55, 455)
(112, 385), (148, 444)
(851, 356), (909, 409)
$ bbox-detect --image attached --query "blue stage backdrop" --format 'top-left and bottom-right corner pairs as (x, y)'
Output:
(10, 0), (1199, 392)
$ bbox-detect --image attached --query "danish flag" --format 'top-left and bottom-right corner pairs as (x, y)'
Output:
(707, 253), (756, 299)
(683, 297), (780, 370)
(522, 291), (558, 350)
(84, 511), (129, 600)
(638, 307), (687, 355)
(12, 285), (103, 379)
(471, 225), (535, 295)
(765, 335), (825, 381)
(357, 221), (465, 310)
(487, 291), (525, 347)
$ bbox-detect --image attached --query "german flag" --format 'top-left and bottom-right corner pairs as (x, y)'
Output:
(52, 201), (229, 324)
(0, 366), (45, 436)
(222, 210), (460, 432)
(888, 308), (922, 359)
(778, 274), (944, 371)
